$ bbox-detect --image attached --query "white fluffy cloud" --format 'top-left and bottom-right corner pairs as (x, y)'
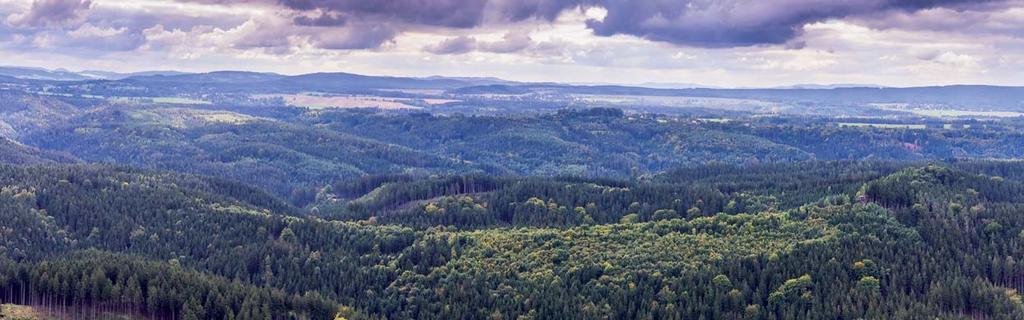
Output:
(0, 0), (1021, 87)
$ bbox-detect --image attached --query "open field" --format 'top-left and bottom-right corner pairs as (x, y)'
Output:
(0, 304), (135, 320)
(77, 93), (211, 105)
(571, 94), (781, 112)
(871, 104), (1024, 118)
(0, 304), (49, 320)
(838, 122), (927, 129)
(127, 108), (262, 128)
(905, 109), (1024, 118)
(257, 94), (458, 110)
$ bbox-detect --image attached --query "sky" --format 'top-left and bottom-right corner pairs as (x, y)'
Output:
(0, 0), (1022, 87)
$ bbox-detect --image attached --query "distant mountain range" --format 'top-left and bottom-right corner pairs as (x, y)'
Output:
(0, 66), (186, 81)
(2, 65), (1023, 110)
(0, 66), (95, 81)
(774, 84), (888, 89)
(0, 65), (898, 90)
(116, 71), (477, 92)
(450, 84), (1024, 109)
(0, 66), (502, 89)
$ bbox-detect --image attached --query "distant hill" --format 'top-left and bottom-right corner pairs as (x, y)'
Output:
(423, 75), (522, 86)
(0, 66), (190, 81)
(78, 71), (478, 95)
(636, 82), (714, 89)
(0, 74), (29, 84)
(775, 83), (886, 89)
(124, 70), (286, 83)
(120, 71), (475, 89)
(2, 65), (1023, 110)
(272, 72), (470, 90)
(0, 66), (92, 81)
(80, 69), (189, 80)
(448, 84), (534, 95)
(0, 90), (87, 137)
(452, 84), (1024, 109)
(0, 137), (78, 165)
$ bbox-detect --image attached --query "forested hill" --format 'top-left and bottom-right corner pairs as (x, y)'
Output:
(14, 105), (1024, 208)
(1, 162), (1023, 319)
(3, 75), (1024, 319)
(5, 67), (1022, 110)
(0, 165), (351, 319)
(0, 138), (78, 165)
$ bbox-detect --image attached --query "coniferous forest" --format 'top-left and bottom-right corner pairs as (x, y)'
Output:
(4, 97), (1024, 320)
(1, 65), (1024, 319)
(4, 130), (1024, 319)
(4, 0), (1024, 317)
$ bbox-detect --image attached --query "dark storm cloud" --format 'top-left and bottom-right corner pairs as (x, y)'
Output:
(264, 0), (1008, 48)
(425, 32), (533, 55)
(425, 35), (477, 54)
(279, 0), (489, 28)
(177, 0), (569, 50)
(6, 0), (92, 27)
(293, 11), (348, 26)
(274, 0), (583, 27)
(584, 0), (1005, 48)
(479, 32), (532, 53)
(313, 23), (398, 49)
(3, 0), (250, 52)
(3, 0), (1014, 54)
(853, 1), (1024, 38)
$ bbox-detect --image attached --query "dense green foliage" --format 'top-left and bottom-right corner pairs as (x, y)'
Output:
(313, 161), (909, 228)
(7, 102), (1023, 207)
(0, 138), (77, 166)
(1, 162), (1023, 319)
(0, 251), (339, 320)
(4, 88), (1024, 319)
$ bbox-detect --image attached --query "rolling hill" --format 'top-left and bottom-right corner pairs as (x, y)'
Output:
(1, 162), (1023, 318)
(0, 137), (78, 165)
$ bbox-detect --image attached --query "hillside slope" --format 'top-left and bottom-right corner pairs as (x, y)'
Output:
(1, 163), (1022, 318)
(0, 138), (78, 165)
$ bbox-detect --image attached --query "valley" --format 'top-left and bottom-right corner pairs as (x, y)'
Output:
(3, 0), (1024, 318)
(0, 68), (1022, 319)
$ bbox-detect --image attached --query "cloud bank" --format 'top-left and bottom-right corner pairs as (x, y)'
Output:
(6, 0), (92, 28)
(4, 0), (1007, 52)
(0, 0), (1021, 87)
(258, 0), (1011, 49)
